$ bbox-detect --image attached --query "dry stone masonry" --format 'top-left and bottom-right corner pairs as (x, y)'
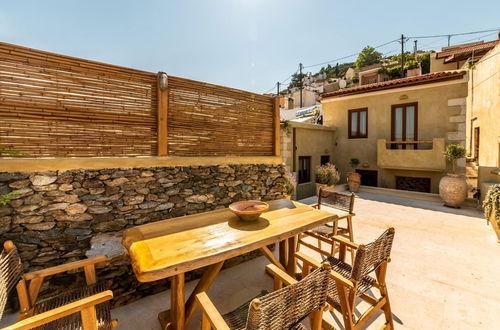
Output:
(0, 163), (286, 306)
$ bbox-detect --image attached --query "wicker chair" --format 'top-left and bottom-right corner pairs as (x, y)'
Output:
(296, 228), (396, 330)
(297, 189), (356, 263)
(0, 240), (116, 330)
(196, 263), (332, 330)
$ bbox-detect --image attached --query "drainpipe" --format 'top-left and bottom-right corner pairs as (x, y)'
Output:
(292, 128), (297, 172)
(469, 50), (475, 157)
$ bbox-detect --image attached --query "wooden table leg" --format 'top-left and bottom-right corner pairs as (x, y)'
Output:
(287, 235), (297, 276)
(158, 273), (185, 330)
(279, 240), (288, 268)
(184, 261), (224, 327)
(261, 246), (287, 272)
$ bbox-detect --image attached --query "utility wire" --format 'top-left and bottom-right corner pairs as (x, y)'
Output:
(303, 38), (400, 69)
(408, 28), (499, 39)
(263, 27), (499, 94)
(262, 69), (298, 94)
(452, 31), (498, 45)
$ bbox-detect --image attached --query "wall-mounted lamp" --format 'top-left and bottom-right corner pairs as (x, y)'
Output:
(158, 72), (168, 91)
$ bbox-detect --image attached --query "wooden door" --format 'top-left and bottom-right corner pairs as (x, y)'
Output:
(391, 103), (418, 149)
(474, 127), (480, 160)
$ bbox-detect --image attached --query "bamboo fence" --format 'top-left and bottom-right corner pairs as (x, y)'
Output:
(0, 42), (279, 158)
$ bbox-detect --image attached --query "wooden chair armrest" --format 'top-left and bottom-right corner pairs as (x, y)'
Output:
(265, 264), (298, 286)
(311, 203), (320, 209)
(328, 269), (355, 289)
(4, 290), (113, 330)
(331, 235), (360, 250)
(23, 255), (108, 280)
(196, 292), (230, 330)
(295, 251), (322, 269)
(295, 252), (354, 288)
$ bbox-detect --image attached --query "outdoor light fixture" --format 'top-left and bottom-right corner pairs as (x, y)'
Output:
(158, 72), (168, 91)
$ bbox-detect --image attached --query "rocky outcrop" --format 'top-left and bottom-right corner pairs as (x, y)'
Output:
(0, 164), (286, 306)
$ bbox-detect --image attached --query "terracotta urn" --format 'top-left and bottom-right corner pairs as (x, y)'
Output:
(488, 214), (500, 243)
(347, 172), (361, 193)
(439, 174), (467, 208)
(315, 183), (333, 196)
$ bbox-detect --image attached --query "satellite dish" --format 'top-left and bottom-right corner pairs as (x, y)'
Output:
(339, 79), (347, 89)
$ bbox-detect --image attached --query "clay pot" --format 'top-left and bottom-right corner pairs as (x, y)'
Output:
(316, 183), (333, 196)
(347, 172), (361, 193)
(229, 201), (269, 221)
(439, 174), (467, 208)
(488, 214), (500, 243)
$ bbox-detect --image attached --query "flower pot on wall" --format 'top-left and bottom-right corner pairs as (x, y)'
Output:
(316, 183), (333, 196)
(439, 174), (467, 208)
(347, 172), (361, 192)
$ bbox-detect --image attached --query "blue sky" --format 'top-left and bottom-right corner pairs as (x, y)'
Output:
(1, 0), (499, 93)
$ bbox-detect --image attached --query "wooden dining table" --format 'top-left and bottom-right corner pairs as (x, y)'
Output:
(122, 199), (337, 330)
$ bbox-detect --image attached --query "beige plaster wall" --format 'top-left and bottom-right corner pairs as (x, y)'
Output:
(466, 44), (500, 167)
(322, 80), (468, 193)
(430, 54), (467, 73)
(280, 123), (336, 199)
(477, 166), (500, 202)
(295, 127), (335, 199)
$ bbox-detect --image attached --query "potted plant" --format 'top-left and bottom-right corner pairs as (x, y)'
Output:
(314, 163), (340, 195)
(439, 144), (467, 208)
(483, 184), (500, 243)
(347, 158), (361, 192)
(283, 172), (296, 200)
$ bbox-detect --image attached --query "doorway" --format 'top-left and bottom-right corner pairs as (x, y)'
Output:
(474, 127), (480, 160)
(356, 170), (378, 187)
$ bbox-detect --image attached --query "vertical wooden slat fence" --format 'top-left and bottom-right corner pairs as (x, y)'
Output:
(0, 42), (279, 158)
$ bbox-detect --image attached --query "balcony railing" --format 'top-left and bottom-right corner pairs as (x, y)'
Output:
(377, 138), (446, 172)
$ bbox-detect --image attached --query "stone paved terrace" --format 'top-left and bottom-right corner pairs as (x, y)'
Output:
(2, 191), (499, 329)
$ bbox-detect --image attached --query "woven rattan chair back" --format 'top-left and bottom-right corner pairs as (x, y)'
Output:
(0, 242), (22, 319)
(245, 264), (330, 330)
(351, 228), (395, 281)
(317, 189), (355, 213)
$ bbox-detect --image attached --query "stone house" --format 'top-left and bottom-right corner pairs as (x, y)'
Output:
(321, 71), (469, 194)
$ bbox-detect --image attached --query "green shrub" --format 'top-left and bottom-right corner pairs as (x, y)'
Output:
(283, 172), (296, 196)
(349, 158), (360, 169)
(483, 185), (500, 226)
(314, 163), (340, 185)
(420, 53), (430, 74)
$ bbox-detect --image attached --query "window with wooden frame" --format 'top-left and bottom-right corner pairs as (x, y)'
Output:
(391, 102), (418, 149)
(298, 156), (311, 184)
(348, 108), (368, 139)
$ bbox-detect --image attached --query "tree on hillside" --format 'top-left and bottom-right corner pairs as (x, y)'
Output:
(318, 62), (354, 79)
(288, 72), (306, 89)
(355, 46), (382, 69)
(420, 53), (430, 74)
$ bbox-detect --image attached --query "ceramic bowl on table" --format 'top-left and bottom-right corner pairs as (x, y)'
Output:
(229, 201), (269, 221)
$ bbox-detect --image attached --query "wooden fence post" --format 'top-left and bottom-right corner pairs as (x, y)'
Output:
(157, 72), (169, 156)
(274, 97), (281, 156)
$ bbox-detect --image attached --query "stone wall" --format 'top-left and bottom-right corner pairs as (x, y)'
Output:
(0, 163), (286, 306)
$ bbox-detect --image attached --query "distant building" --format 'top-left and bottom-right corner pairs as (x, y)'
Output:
(431, 39), (499, 72)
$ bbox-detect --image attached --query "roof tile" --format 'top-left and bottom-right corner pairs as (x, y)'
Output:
(321, 71), (466, 99)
